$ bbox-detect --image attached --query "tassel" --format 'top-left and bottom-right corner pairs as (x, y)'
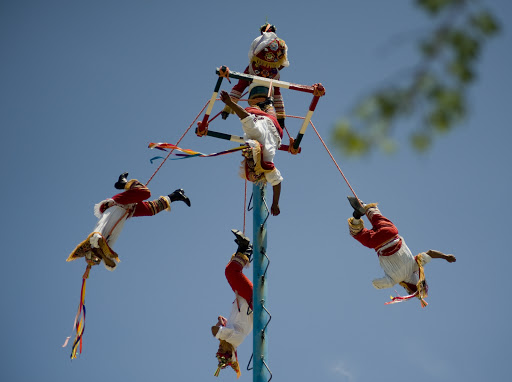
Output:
(63, 264), (90, 359)
(214, 366), (221, 377)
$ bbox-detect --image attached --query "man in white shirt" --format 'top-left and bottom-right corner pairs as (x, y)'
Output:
(220, 89), (282, 216)
(212, 229), (253, 378)
(347, 196), (456, 306)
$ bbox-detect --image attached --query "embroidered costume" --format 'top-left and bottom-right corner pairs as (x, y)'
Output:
(67, 175), (190, 270)
(223, 24), (289, 126)
(240, 106), (283, 186)
(213, 230), (254, 378)
(219, 89), (283, 216)
(347, 199), (455, 306)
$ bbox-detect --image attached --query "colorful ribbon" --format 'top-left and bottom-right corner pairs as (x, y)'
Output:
(63, 265), (89, 359)
(148, 142), (248, 162)
(384, 289), (428, 308)
(71, 277), (87, 358)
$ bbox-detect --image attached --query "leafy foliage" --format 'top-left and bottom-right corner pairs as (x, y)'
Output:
(332, 0), (499, 156)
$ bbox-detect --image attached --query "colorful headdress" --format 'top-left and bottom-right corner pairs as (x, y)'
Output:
(214, 342), (241, 378)
(239, 140), (276, 185)
(66, 231), (120, 271)
(249, 32), (289, 70)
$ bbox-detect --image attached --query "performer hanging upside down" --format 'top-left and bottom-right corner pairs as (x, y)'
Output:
(212, 229), (253, 378)
(67, 172), (191, 270)
(221, 22), (289, 129)
(220, 89), (282, 216)
(347, 197), (456, 307)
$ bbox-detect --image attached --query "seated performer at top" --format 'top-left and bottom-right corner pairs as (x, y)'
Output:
(347, 197), (456, 307)
(67, 172), (191, 270)
(212, 229), (253, 379)
(221, 22), (289, 130)
(219, 89), (282, 216)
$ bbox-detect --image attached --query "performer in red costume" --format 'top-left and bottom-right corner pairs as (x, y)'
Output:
(347, 196), (456, 306)
(67, 172), (190, 270)
(212, 229), (253, 378)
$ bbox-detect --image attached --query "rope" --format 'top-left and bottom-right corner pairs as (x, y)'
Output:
(146, 92), (250, 185)
(242, 179), (248, 234)
(281, 119), (292, 140)
(145, 100), (210, 186)
(286, 115), (360, 200)
(208, 110), (223, 124)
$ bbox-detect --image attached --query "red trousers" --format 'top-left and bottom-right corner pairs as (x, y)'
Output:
(111, 183), (165, 217)
(225, 260), (253, 310)
(353, 214), (399, 250)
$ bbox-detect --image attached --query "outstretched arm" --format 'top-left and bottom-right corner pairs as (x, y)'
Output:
(220, 90), (250, 120)
(426, 249), (456, 263)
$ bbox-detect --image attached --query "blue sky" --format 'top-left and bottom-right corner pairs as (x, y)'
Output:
(1, 1), (511, 381)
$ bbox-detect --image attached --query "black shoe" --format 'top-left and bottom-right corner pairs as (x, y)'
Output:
(347, 196), (365, 219)
(231, 229), (250, 254)
(114, 172), (129, 190)
(168, 189), (191, 207)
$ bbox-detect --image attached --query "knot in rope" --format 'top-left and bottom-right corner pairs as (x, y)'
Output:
(196, 121), (209, 137)
(313, 83), (326, 97)
(218, 65), (231, 83)
(287, 137), (300, 155)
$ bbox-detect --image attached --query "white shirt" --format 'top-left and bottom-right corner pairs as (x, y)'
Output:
(241, 114), (283, 186)
(215, 294), (253, 348)
(91, 202), (135, 248)
(372, 238), (432, 289)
